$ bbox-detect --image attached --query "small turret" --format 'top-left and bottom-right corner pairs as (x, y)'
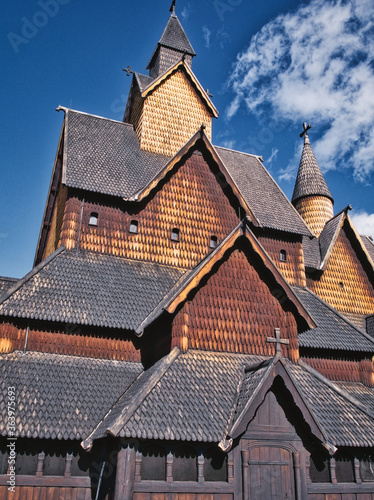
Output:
(292, 123), (334, 237)
(147, 1), (196, 79)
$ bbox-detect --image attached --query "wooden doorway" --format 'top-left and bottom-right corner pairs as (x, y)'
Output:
(242, 445), (296, 500)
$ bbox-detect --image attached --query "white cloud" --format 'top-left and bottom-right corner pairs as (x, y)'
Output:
(181, 5), (190, 21)
(227, 0), (374, 182)
(202, 25), (212, 49)
(351, 211), (374, 238)
(266, 148), (279, 166)
(221, 139), (236, 149)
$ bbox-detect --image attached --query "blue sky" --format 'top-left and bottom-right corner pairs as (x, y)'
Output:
(1, 0), (374, 278)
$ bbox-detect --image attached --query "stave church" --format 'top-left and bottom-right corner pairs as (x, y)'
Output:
(1, 3), (374, 499)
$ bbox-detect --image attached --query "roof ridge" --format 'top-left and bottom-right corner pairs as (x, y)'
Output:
(82, 346), (181, 450)
(0, 246), (65, 306)
(295, 286), (374, 344)
(57, 106), (131, 126)
(214, 145), (262, 160)
(297, 358), (374, 420)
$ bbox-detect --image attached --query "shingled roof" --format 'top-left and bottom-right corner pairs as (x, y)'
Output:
(0, 248), (185, 330)
(361, 235), (374, 263)
(0, 277), (18, 295)
(147, 12), (196, 71)
(0, 351), (142, 440)
(58, 110), (313, 237)
(61, 109), (171, 198)
(292, 133), (333, 204)
(215, 147), (312, 236)
(83, 350), (374, 450)
(294, 287), (374, 352)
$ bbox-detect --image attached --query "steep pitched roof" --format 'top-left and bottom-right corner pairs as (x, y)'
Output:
(361, 235), (374, 263)
(54, 109), (312, 237)
(0, 248), (185, 331)
(82, 350), (374, 450)
(215, 146), (313, 236)
(292, 134), (333, 204)
(134, 72), (154, 93)
(59, 108), (171, 198)
(319, 210), (346, 267)
(147, 12), (196, 70)
(294, 287), (374, 352)
(0, 350), (142, 440)
(302, 208), (374, 273)
(83, 350), (264, 449)
(0, 277), (18, 295)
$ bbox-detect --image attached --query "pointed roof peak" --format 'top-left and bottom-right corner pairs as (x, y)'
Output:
(159, 10), (195, 55)
(169, 0), (176, 16)
(292, 123), (333, 204)
(147, 4), (196, 72)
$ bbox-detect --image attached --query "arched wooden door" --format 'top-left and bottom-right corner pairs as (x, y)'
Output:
(242, 445), (298, 500)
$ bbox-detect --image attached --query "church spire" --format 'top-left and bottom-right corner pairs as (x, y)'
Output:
(147, 2), (196, 78)
(292, 123), (334, 237)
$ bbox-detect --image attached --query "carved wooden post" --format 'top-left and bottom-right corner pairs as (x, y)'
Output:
(198, 451), (205, 483)
(64, 452), (73, 478)
(228, 453), (234, 484)
(36, 451), (45, 477)
(114, 440), (136, 500)
(166, 451), (173, 482)
(305, 453), (312, 484)
(330, 457), (337, 484)
(293, 452), (302, 500)
(241, 449), (250, 500)
(134, 450), (142, 482)
(354, 457), (362, 483)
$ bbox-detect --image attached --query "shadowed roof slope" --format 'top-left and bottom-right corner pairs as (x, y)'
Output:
(61, 109), (171, 198)
(0, 351), (142, 440)
(83, 350), (374, 450)
(215, 146), (312, 236)
(292, 135), (333, 204)
(0, 248), (185, 330)
(294, 287), (374, 352)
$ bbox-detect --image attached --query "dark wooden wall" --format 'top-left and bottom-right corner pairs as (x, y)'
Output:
(171, 245), (300, 361)
(56, 152), (239, 269)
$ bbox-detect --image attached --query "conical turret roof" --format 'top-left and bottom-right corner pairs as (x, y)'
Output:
(292, 129), (333, 205)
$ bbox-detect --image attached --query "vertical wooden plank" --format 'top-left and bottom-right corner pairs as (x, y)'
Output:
(151, 495), (165, 500)
(39, 486), (47, 500)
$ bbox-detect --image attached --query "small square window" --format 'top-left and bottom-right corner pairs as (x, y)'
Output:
(89, 212), (98, 226)
(129, 220), (138, 234)
(210, 236), (218, 249)
(280, 250), (287, 262)
(171, 228), (180, 242)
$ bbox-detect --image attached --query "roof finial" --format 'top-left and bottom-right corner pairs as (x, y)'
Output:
(300, 122), (311, 144)
(169, 0), (176, 14)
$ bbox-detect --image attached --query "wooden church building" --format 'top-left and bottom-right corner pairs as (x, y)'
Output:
(1, 4), (374, 499)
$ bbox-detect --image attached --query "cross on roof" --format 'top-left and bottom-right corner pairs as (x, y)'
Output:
(300, 122), (311, 138)
(266, 328), (289, 358)
(170, 0), (176, 13)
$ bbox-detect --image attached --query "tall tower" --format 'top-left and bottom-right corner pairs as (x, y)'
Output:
(123, 3), (218, 157)
(292, 124), (334, 237)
